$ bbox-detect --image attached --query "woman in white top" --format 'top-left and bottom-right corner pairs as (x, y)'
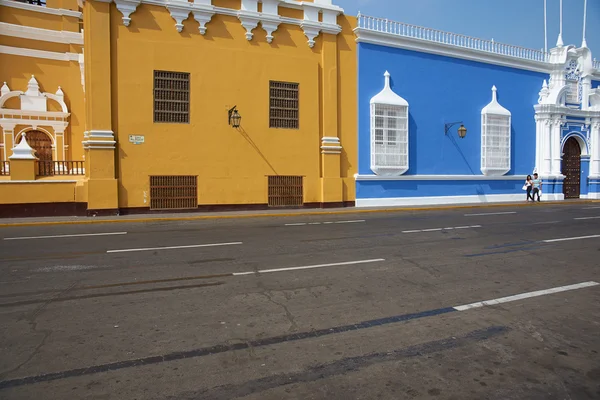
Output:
(525, 175), (533, 202)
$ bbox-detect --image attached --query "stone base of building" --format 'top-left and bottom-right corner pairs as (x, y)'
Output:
(0, 202), (88, 218)
(120, 201), (356, 215)
(355, 193), (566, 207)
(0, 201), (356, 219)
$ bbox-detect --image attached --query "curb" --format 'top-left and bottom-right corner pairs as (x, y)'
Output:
(0, 200), (597, 227)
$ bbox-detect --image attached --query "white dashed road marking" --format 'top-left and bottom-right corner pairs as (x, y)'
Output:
(4, 232), (128, 241)
(107, 242), (243, 253)
(402, 225), (481, 233)
(453, 281), (599, 311)
(285, 220), (365, 226)
(464, 211), (517, 217)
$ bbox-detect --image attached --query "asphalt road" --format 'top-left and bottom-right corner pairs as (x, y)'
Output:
(0, 203), (599, 399)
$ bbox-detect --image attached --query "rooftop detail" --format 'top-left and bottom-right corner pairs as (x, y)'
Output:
(355, 13), (600, 73)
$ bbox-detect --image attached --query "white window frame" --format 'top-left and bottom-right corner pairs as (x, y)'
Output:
(481, 86), (511, 176)
(369, 71), (409, 176)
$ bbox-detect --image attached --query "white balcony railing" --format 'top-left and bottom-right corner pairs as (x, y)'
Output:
(357, 13), (550, 64)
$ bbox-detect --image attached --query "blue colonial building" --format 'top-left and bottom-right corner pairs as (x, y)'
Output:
(354, 14), (600, 206)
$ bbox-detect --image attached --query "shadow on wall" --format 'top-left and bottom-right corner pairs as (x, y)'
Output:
(237, 126), (278, 175)
(447, 126), (476, 175)
(407, 113), (418, 174)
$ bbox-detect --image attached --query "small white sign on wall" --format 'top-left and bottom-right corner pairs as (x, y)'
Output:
(129, 135), (145, 145)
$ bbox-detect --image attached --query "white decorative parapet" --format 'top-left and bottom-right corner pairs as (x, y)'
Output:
(594, 58), (600, 70)
(356, 13), (549, 64)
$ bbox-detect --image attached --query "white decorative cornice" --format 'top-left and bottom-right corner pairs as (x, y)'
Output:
(237, 11), (261, 40)
(0, 45), (80, 62)
(167, 2), (191, 33)
(534, 103), (600, 119)
(192, 7), (215, 35)
(94, 0), (342, 45)
(0, 22), (83, 45)
(114, 0), (141, 26)
(300, 22), (320, 48)
(355, 28), (550, 74)
(0, 0), (82, 18)
(260, 15), (281, 43)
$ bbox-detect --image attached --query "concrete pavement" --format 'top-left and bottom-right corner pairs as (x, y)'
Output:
(0, 198), (597, 227)
(0, 203), (599, 399)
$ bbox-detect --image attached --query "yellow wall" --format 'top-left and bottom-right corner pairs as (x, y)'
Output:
(108, 3), (357, 208)
(0, 180), (79, 204)
(0, 2), (85, 165)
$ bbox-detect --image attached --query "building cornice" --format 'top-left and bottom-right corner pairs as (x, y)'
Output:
(0, 22), (83, 45)
(354, 14), (600, 79)
(354, 174), (528, 181)
(355, 28), (551, 74)
(0, 45), (80, 62)
(0, 0), (82, 18)
(534, 104), (600, 118)
(108, 0), (343, 47)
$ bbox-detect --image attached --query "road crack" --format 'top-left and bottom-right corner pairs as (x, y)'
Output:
(260, 291), (298, 333)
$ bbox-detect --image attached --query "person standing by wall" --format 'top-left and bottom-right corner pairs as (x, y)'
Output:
(524, 175), (534, 202)
(532, 173), (542, 202)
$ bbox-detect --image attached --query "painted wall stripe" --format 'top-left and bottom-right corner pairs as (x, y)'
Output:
(542, 234), (600, 243)
(232, 259), (385, 276)
(453, 281), (599, 311)
(4, 232), (127, 240)
(107, 242), (242, 253)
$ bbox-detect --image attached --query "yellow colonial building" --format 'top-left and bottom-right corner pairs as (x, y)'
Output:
(0, 0), (356, 217)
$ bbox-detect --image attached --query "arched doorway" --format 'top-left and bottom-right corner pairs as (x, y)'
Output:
(562, 137), (581, 199)
(20, 130), (53, 161)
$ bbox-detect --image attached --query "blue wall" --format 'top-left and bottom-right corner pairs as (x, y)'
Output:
(357, 43), (547, 177)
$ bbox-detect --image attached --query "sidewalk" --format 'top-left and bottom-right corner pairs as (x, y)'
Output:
(0, 199), (596, 227)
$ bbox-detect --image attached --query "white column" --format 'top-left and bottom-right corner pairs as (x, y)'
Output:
(590, 119), (600, 177)
(534, 115), (541, 172)
(541, 119), (552, 175)
(1, 123), (15, 162)
(551, 117), (563, 176)
(581, 77), (591, 110)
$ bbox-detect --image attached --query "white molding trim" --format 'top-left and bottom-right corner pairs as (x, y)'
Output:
(0, 0), (82, 18)
(354, 29), (551, 74)
(0, 45), (80, 62)
(355, 174), (528, 181)
(106, 0), (342, 45)
(583, 192), (600, 199)
(355, 193), (557, 207)
(0, 22), (83, 45)
(0, 180), (80, 184)
(83, 130), (116, 149)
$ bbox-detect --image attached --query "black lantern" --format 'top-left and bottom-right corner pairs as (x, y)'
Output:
(228, 106), (241, 128)
(444, 121), (467, 139)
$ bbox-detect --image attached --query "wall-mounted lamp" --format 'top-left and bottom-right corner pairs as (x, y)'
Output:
(444, 121), (467, 139)
(228, 105), (242, 128)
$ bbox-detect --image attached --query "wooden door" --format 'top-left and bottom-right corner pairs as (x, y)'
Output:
(561, 137), (581, 199)
(22, 131), (53, 161)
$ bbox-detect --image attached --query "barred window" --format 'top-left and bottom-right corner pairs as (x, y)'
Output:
(481, 86), (511, 176)
(269, 81), (299, 129)
(154, 70), (190, 123)
(371, 103), (408, 175)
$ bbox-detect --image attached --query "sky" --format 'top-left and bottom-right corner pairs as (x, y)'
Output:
(335, 0), (600, 57)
